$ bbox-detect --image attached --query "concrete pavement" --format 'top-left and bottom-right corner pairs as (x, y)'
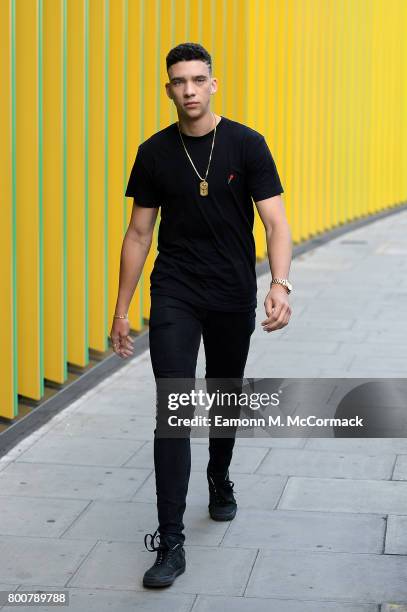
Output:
(0, 209), (407, 610)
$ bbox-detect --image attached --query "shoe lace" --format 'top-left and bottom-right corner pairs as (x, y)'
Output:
(144, 529), (182, 566)
(208, 474), (235, 503)
(144, 529), (161, 552)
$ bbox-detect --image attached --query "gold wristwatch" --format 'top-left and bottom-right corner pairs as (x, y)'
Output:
(270, 278), (293, 294)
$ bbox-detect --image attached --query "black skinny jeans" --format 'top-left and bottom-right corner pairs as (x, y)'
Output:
(148, 294), (256, 544)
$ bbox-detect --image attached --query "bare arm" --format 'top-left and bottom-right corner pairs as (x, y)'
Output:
(110, 201), (158, 359)
(114, 201), (159, 315)
(255, 194), (293, 332)
(255, 194), (292, 280)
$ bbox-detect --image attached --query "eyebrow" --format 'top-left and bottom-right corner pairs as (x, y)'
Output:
(170, 75), (208, 82)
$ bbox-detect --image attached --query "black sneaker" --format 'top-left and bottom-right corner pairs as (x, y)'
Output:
(207, 469), (237, 521)
(143, 530), (186, 588)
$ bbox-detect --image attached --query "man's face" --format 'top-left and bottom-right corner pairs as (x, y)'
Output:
(165, 60), (217, 118)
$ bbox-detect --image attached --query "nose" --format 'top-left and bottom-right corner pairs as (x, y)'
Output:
(184, 81), (196, 97)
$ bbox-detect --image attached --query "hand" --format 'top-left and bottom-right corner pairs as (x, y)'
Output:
(262, 285), (292, 333)
(110, 318), (135, 359)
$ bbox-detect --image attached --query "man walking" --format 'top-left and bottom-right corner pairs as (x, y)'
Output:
(110, 42), (292, 588)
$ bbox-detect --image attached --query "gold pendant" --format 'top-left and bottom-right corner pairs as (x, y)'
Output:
(200, 180), (208, 196)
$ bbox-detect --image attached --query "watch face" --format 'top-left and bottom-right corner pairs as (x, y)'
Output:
(287, 281), (293, 292)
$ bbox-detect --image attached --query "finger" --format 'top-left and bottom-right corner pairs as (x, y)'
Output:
(266, 303), (279, 317)
(283, 311), (291, 325)
(262, 319), (276, 329)
(271, 303), (284, 320)
(264, 305), (274, 318)
(274, 308), (290, 328)
(123, 339), (134, 352)
(119, 346), (133, 356)
(264, 308), (289, 332)
(262, 307), (278, 325)
(276, 310), (290, 328)
(120, 346), (132, 355)
(123, 340), (134, 352)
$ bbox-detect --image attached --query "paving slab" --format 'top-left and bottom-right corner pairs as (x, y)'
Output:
(193, 594), (378, 612)
(67, 541), (256, 595)
(1, 586), (195, 612)
(348, 357), (407, 373)
(384, 515), (407, 555)
(391, 456), (407, 480)
(13, 433), (144, 467)
(335, 343), (407, 358)
(0, 536), (94, 586)
(133, 469), (287, 510)
(73, 387), (156, 416)
(124, 439), (268, 473)
(49, 413), (154, 440)
(245, 549), (407, 603)
(0, 495), (89, 538)
(281, 328), (369, 343)
(62, 500), (229, 546)
(256, 448), (394, 479)
(238, 436), (308, 447)
(305, 438), (406, 455)
(0, 462), (151, 501)
(278, 477), (407, 514)
(222, 508), (385, 553)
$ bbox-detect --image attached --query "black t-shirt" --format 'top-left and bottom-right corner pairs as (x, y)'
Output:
(125, 116), (284, 312)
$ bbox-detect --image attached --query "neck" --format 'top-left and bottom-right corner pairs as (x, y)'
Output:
(177, 111), (221, 136)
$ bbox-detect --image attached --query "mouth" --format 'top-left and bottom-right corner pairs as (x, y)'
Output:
(184, 102), (199, 107)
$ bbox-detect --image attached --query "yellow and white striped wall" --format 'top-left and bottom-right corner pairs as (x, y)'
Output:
(1, 0), (406, 419)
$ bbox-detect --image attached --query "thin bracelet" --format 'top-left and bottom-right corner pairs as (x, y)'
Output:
(113, 313), (128, 319)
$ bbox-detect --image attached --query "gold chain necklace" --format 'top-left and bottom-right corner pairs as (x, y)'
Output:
(177, 112), (217, 197)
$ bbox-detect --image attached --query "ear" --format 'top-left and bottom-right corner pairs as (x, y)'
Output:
(165, 83), (172, 99)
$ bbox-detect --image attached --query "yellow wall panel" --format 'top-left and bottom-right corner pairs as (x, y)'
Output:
(280, 0), (297, 239)
(245, 0), (261, 258)
(107, 0), (127, 325)
(126, 0), (143, 331)
(254, 0), (267, 258)
(402, 0), (407, 205)
(223, 0), (236, 121)
(67, 0), (87, 366)
(159, 0), (174, 130)
(89, 0), (108, 349)
(43, 0), (66, 382)
(0, 0), (17, 418)
(16, 0), (43, 398)
(373, 0), (382, 215)
(323, 0), (335, 231)
(233, 0), (246, 123)
(289, 0), (303, 243)
(140, 0), (159, 320)
(314, 0), (324, 234)
(209, 0), (225, 116)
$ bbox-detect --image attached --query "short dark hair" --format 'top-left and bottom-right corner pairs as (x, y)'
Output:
(166, 43), (212, 75)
